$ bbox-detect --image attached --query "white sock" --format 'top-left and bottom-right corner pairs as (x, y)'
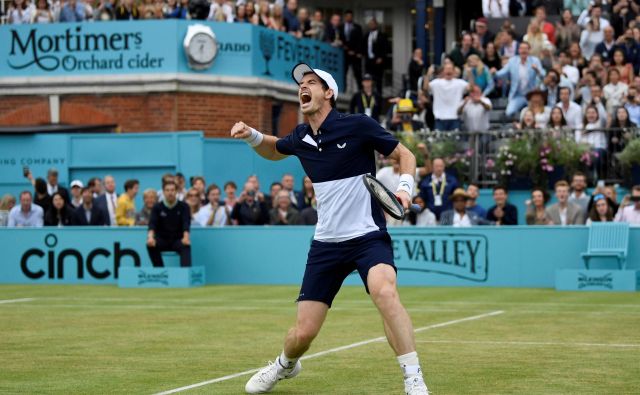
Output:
(277, 350), (298, 370)
(397, 351), (422, 378)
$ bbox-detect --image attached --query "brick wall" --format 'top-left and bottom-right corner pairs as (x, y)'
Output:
(0, 92), (300, 137)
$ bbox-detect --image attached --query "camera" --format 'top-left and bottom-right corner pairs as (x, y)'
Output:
(247, 190), (256, 197)
(22, 166), (29, 178)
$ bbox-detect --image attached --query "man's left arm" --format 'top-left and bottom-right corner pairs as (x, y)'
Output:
(386, 143), (416, 210)
(506, 205), (518, 225)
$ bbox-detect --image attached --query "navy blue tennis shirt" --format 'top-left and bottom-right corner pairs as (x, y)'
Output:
(276, 109), (399, 242)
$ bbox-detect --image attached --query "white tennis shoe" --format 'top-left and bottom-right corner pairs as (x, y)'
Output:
(404, 375), (429, 395)
(245, 358), (301, 394)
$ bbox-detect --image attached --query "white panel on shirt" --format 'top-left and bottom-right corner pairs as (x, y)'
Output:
(313, 174), (380, 242)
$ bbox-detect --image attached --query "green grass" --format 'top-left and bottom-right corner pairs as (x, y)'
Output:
(1, 285), (639, 394)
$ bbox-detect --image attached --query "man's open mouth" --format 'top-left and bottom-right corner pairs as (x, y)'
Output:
(300, 92), (312, 104)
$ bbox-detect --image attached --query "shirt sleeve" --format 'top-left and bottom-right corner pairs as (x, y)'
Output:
(361, 115), (399, 156)
(275, 131), (296, 156)
(148, 204), (158, 231)
(182, 203), (191, 232)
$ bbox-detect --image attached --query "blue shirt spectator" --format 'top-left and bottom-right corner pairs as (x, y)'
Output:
(418, 159), (458, 221)
(283, 0), (299, 33)
(59, 0), (85, 22)
(8, 191), (44, 227)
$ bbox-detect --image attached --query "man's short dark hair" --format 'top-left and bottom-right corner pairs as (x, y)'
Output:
(206, 183), (220, 195)
(192, 176), (205, 186)
(468, 182), (480, 189)
(124, 179), (139, 192)
(163, 180), (177, 191)
(20, 190), (32, 199)
(271, 181), (283, 189)
(572, 171), (586, 181)
(81, 187), (92, 195)
(224, 181), (237, 190)
(493, 185), (508, 194)
(88, 177), (99, 188)
(34, 178), (47, 194)
(555, 180), (570, 190)
(175, 172), (185, 180)
(161, 173), (174, 187)
(344, 9), (353, 15)
(559, 86), (571, 95)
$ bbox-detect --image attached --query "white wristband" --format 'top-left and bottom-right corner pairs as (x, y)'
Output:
(396, 174), (414, 197)
(244, 127), (264, 147)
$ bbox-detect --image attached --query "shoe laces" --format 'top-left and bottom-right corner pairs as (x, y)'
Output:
(406, 375), (429, 394)
(257, 361), (278, 383)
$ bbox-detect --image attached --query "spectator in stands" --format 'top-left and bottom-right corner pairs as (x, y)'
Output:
(269, 4), (286, 31)
(525, 187), (553, 225)
(624, 87), (640, 125)
(44, 192), (73, 227)
(497, 30), (519, 58)
(440, 188), (490, 226)
(95, 175), (117, 226)
(69, 180), (83, 208)
(230, 182), (269, 225)
(568, 41), (588, 71)
(136, 188), (157, 226)
(474, 18), (495, 48)
(296, 176), (315, 211)
(533, 6), (556, 45)
(208, 0), (233, 21)
(186, 188), (202, 226)
(558, 51), (580, 86)
(586, 193), (614, 224)
(612, 49), (634, 86)
(60, 0), (87, 21)
(32, 177), (51, 213)
(404, 196), (436, 226)
(594, 26), (617, 64)
(147, 180), (191, 267)
(32, 0), (54, 23)
(458, 84), (492, 132)
(342, 10), (363, 89)
(510, 0), (532, 16)
(257, 0), (270, 27)
(463, 55), (494, 96)
(518, 109), (537, 129)
(483, 42), (502, 73)
(235, 4), (248, 23)
(555, 8), (581, 53)
(604, 185), (620, 214)
(577, 105), (608, 166)
(376, 158), (402, 195)
(246, 1), (258, 25)
(616, 28), (640, 75)
(547, 180), (586, 225)
(610, 106), (636, 156)
(388, 99), (425, 133)
(448, 33), (481, 70)
(575, 69), (596, 104)
(523, 18), (552, 58)
(157, 173), (174, 202)
(520, 89), (550, 128)
(191, 176), (207, 205)
(549, 106), (569, 131)
(94, 0), (115, 20)
(350, 74), (382, 122)
(419, 158), (458, 221)
(324, 13), (342, 47)
(44, 168), (69, 202)
(612, 0), (638, 36)
(293, 7), (311, 37)
(8, 0), (31, 24)
(196, 184), (227, 227)
(557, 86), (583, 129)
(364, 18), (388, 94)
(168, 0), (188, 20)
(269, 190), (299, 225)
(115, 179), (139, 226)
(466, 183), (487, 219)
(582, 84), (608, 127)
(88, 177), (103, 197)
(487, 186), (518, 225)
(0, 194), (16, 227)
(8, 191), (43, 228)
(424, 63), (469, 131)
(283, 0), (299, 34)
(298, 196), (318, 225)
(540, 69), (561, 107)
(139, 0), (155, 19)
(495, 41), (545, 118)
(408, 48), (426, 94)
(614, 185), (640, 224)
(602, 68), (629, 114)
(281, 173), (299, 208)
(163, 0), (177, 18)
(308, 9), (325, 41)
(580, 18), (604, 60)
(175, 172), (187, 201)
(223, 181), (238, 215)
(483, 0), (509, 17)
(577, 3), (609, 30)
(265, 182), (282, 209)
(71, 187), (109, 226)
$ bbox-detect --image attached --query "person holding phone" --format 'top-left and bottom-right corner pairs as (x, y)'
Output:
(614, 185), (640, 224)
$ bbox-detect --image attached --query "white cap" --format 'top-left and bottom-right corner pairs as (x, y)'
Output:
(70, 180), (83, 188)
(291, 63), (339, 101)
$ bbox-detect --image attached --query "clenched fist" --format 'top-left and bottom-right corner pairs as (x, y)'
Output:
(230, 121), (252, 140)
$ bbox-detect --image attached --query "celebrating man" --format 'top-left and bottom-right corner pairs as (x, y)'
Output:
(230, 63), (428, 395)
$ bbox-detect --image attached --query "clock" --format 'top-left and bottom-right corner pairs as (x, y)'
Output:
(183, 24), (218, 70)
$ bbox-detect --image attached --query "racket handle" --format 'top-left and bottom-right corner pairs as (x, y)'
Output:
(409, 204), (421, 213)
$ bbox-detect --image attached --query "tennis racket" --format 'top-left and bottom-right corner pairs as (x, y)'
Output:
(362, 174), (420, 220)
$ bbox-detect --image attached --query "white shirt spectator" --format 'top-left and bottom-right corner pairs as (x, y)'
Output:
(603, 82), (629, 115)
(404, 209), (437, 226)
(562, 65), (580, 86)
(520, 107), (551, 128)
(482, 0), (508, 17)
(577, 15), (610, 30)
(429, 78), (469, 120)
(453, 211), (472, 227)
(557, 101), (583, 129)
(9, 7), (31, 24)
(207, 1), (234, 22)
(461, 97), (492, 132)
(195, 203), (228, 227)
(7, 204), (43, 227)
(576, 122), (607, 150)
(580, 29), (604, 60)
(614, 204), (640, 224)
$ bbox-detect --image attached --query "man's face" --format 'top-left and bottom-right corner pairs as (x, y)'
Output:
(225, 185), (236, 199)
(20, 193), (32, 212)
(208, 188), (221, 205)
(330, 14), (340, 27)
(453, 197), (466, 212)
(277, 191), (291, 210)
(591, 85), (602, 98)
(442, 64), (454, 79)
(632, 189), (640, 209)
(572, 176), (586, 192)
(461, 34), (472, 49)
(143, 193), (156, 209)
(535, 7), (546, 21)
(559, 88), (570, 103)
(71, 186), (81, 198)
(248, 175), (259, 191)
(194, 179), (205, 193)
(604, 26), (614, 41)
(104, 176), (115, 194)
(130, 184), (139, 197)
(493, 189), (507, 205)
(176, 176), (186, 189)
(362, 79), (372, 90)
(163, 184), (177, 203)
(298, 73), (331, 115)
(432, 159), (445, 176)
(470, 86), (482, 100)
(47, 172), (58, 186)
(286, 0), (296, 11)
(467, 185), (479, 200)
(344, 12), (353, 23)
(556, 186), (569, 203)
(519, 43), (530, 58)
(367, 19), (378, 31)
(270, 184), (282, 198)
(558, 52), (568, 66)
(282, 175), (294, 191)
(592, 6), (601, 19)
(82, 190), (93, 205)
(476, 22), (487, 35)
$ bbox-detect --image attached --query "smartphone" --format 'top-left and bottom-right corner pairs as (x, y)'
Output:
(22, 166), (29, 178)
(597, 180), (605, 188)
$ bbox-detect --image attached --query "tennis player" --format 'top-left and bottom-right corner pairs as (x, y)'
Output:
(230, 63), (428, 395)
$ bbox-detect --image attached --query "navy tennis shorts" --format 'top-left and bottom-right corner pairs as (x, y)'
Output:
(297, 230), (396, 308)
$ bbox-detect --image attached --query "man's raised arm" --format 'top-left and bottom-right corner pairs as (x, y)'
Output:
(230, 121), (289, 161)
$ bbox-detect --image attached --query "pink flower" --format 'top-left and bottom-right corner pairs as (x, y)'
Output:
(486, 159), (495, 169)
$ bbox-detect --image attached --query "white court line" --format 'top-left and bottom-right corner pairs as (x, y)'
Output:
(153, 310), (504, 395)
(0, 298), (35, 305)
(415, 339), (640, 348)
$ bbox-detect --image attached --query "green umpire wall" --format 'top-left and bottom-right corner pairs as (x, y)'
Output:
(1, 226), (638, 288)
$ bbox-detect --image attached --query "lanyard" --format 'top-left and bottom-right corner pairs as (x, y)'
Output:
(361, 93), (375, 111)
(432, 177), (446, 196)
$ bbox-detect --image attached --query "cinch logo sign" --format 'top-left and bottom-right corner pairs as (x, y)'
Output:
(20, 233), (141, 280)
(8, 25), (164, 72)
(392, 233), (489, 282)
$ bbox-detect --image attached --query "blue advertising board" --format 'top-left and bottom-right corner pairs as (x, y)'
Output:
(0, 20), (344, 90)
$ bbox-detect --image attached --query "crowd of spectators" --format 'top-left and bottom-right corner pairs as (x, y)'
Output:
(1, 164), (638, 229)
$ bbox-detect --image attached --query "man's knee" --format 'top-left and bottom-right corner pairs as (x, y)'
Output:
(291, 321), (320, 345)
(370, 281), (399, 303)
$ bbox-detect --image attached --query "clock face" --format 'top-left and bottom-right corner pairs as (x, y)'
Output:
(188, 32), (217, 64)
